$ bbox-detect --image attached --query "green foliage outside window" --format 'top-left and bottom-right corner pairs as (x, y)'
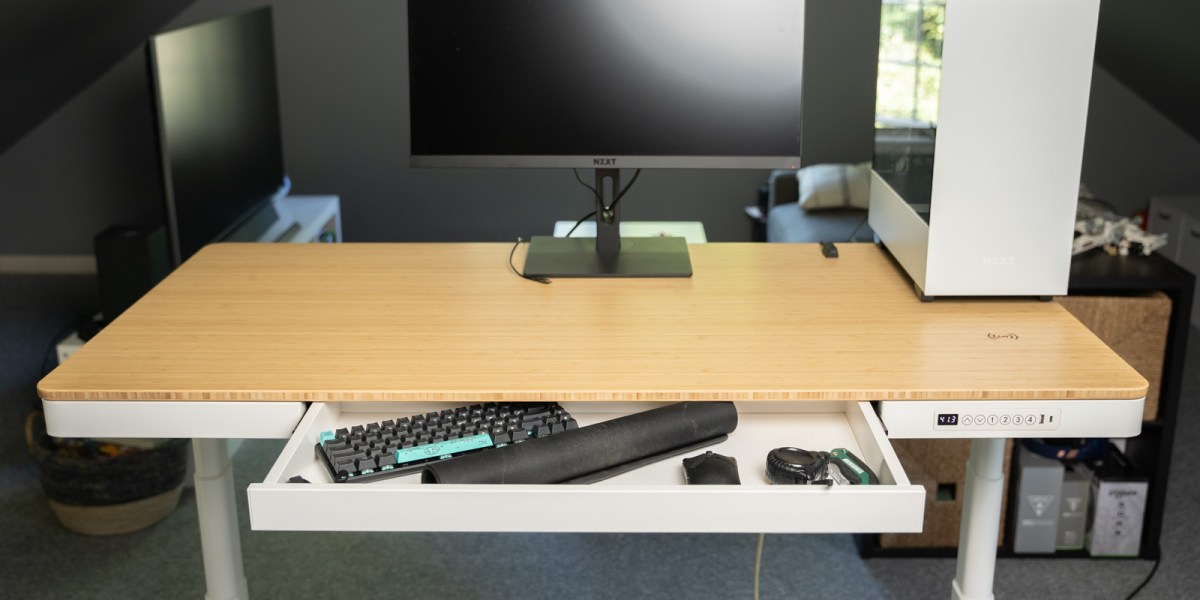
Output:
(876, 0), (945, 127)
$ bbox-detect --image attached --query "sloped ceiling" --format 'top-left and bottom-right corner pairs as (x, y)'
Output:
(3, 1), (1197, 158)
(0, 0), (197, 156)
(1094, 0), (1200, 142)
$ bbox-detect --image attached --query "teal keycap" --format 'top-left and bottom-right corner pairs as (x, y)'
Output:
(394, 433), (493, 465)
(318, 430), (337, 444)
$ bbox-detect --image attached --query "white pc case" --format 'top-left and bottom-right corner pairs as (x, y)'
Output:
(869, 0), (1100, 298)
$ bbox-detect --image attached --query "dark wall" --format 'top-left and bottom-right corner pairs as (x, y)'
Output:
(802, 0), (881, 167)
(0, 0), (196, 156)
(1095, 0), (1200, 142)
(0, 0), (881, 256)
(1080, 66), (1200, 215)
(0, 49), (166, 254)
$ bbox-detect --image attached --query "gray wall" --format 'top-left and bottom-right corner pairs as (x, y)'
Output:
(0, 0), (196, 156)
(1080, 65), (1200, 216)
(0, 49), (166, 255)
(0, 0), (882, 257)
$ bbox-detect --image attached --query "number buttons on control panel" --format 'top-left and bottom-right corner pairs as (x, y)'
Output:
(933, 409), (1060, 432)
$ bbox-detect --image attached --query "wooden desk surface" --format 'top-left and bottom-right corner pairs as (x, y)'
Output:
(38, 243), (1146, 403)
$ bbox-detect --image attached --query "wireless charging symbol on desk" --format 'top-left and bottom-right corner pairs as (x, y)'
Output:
(987, 333), (1020, 341)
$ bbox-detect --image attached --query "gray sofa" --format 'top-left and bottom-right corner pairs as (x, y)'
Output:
(765, 169), (874, 243)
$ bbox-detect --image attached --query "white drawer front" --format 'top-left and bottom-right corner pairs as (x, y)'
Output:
(248, 401), (924, 533)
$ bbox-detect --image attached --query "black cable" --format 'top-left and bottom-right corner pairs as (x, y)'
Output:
(566, 169), (643, 236)
(563, 211), (597, 238)
(845, 213), (870, 243)
(508, 238), (550, 284)
(1124, 557), (1160, 600)
(572, 169), (601, 200)
(607, 168), (641, 212)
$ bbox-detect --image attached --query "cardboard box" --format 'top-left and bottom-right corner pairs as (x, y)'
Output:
(1082, 445), (1149, 557)
(1013, 446), (1064, 554)
(1057, 464), (1090, 550)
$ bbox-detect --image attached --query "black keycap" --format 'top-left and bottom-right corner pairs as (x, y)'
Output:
(319, 402), (578, 484)
(524, 410), (552, 421)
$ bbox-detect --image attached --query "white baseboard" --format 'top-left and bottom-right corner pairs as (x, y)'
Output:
(0, 254), (96, 274)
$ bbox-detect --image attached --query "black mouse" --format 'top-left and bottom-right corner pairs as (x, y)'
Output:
(682, 451), (741, 485)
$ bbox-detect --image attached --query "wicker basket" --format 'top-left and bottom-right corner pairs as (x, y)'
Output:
(25, 412), (188, 536)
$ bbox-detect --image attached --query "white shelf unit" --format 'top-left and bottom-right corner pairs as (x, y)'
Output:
(1148, 195), (1200, 328)
(254, 195), (342, 245)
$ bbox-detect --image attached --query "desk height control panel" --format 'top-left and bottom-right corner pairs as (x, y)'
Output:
(933, 409), (1060, 432)
(877, 399), (1144, 440)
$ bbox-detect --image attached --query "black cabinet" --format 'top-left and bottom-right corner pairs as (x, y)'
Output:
(1060, 251), (1193, 560)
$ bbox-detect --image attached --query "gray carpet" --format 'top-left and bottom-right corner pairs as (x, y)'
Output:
(2, 273), (1196, 599)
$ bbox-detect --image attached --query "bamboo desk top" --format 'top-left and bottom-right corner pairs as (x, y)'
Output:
(38, 243), (1147, 403)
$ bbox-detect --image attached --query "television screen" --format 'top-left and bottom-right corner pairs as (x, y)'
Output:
(149, 7), (287, 265)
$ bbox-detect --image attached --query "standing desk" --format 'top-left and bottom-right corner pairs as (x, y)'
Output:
(38, 243), (1146, 600)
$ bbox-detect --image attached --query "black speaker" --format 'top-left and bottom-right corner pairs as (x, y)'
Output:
(93, 225), (171, 324)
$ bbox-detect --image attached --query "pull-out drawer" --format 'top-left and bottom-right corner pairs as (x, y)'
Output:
(248, 401), (924, 533)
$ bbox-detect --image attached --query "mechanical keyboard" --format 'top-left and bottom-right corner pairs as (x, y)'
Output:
(315, 402), (578, 483)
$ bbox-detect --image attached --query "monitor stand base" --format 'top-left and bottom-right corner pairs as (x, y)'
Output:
(522, 235), (692, 278)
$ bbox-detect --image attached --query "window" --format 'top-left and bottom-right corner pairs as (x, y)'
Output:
(876, 0), (945, 128)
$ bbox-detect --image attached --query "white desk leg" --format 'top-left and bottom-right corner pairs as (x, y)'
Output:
(193, 439), (250, 600)
(951, 438), (1006, 600)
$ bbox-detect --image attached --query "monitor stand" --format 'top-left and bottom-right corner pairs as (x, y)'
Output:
(522, 169), (693, 278)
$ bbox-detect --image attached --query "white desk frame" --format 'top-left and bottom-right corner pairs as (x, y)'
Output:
(43, 395), (1143, 600)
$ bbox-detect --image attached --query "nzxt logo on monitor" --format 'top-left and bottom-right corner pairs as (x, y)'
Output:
(593, 158), (617, 166)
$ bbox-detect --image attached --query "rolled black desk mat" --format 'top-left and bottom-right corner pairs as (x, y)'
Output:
(421, 401), (738, 484)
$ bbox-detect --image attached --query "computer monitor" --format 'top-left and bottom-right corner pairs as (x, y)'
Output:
(148, 7), (288, 266)
(408, 0), (805, 277)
